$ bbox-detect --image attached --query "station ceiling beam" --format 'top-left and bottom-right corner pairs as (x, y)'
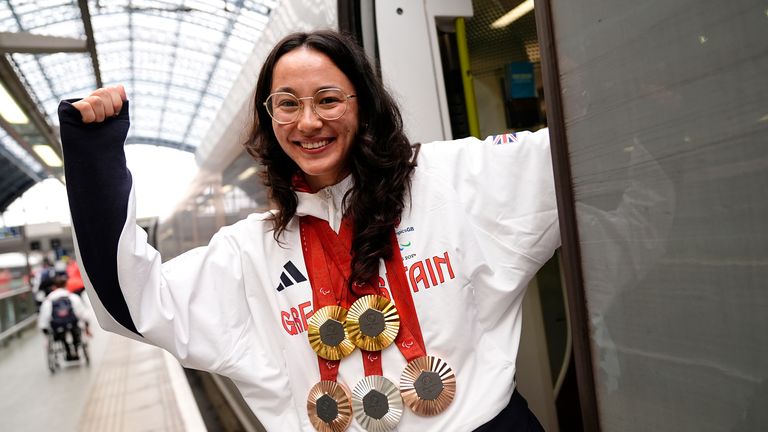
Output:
(0, 32), (88, 54)
(0, 55), (63, 174)
(0, 114), (50, 179)
(77, 0), (103, 89)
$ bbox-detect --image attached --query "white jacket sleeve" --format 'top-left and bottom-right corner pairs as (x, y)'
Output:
(59, 99), (252, 372)
(418, 128), (561, 266)
(68, 292), (89, 325)
(38, 299), (52, 330)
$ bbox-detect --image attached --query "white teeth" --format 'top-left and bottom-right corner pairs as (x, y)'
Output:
(300, 140), (329, 149)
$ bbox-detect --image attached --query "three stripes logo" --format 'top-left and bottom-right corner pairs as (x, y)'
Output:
(276, 261), (308, 292)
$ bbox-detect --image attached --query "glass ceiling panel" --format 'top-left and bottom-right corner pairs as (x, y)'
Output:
(185, 119), (209, 143)
(164, 98), (198, 115)
(0, 127), (44, 176)
(9, 54), (54, 105)
(1, 0), (275, 151)
(90, 15), (129, 39)
(98, 52), (131, 73)
(200, 93), (221, 111)
(160, 110), (190, 130)
(7, 0), (84, 36)
(0, 11), (18, 32)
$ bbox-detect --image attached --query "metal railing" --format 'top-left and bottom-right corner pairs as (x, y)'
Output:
(0, 287), (37, 344)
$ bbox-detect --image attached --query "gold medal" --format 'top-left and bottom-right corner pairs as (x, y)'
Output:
(400, 356), (456, 416)
(307, 380), (353, 432)
(351, 375), (403, 431)
(345, 295), (400, 352)
(307, 305), (356, 360)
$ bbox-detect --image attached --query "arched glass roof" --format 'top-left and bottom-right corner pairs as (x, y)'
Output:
(0, 0), (275, 152)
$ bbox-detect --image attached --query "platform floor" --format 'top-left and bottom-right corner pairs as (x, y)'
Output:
(0, 306), (206, 431)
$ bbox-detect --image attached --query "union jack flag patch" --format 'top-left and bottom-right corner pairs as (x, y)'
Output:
(492, 133), (518, 145)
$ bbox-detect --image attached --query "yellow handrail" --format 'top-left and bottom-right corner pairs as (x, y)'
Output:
(455, 18), (480, 138)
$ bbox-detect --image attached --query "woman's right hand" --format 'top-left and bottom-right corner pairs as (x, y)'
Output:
(71, 85), (127, 124)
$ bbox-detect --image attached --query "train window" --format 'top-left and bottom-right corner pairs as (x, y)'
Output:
(546, 1), (768, 431)
(469, 1), (546, 136)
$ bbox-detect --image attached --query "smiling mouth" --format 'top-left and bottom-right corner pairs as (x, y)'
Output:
(297, 139), (331, 150)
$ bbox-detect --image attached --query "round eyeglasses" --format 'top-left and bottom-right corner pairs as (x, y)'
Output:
(263, 88), (356, 124)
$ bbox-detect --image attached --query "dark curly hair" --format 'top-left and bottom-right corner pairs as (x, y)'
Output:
(244, 30), (415, 294)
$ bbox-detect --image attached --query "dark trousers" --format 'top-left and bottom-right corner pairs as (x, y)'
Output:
(53, 324), (82, 358)
(473, 389), (546, 432)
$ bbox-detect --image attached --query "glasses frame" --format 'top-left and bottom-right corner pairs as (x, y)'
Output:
(263, 88), (357, 125)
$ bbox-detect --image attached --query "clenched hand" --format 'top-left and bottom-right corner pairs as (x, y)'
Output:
(71, 85), (127, 123)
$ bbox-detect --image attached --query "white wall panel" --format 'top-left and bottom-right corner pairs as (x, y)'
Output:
(375, 0), (472, 143)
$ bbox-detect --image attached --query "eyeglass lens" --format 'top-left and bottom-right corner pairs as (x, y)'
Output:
(266, 89), (349, 123)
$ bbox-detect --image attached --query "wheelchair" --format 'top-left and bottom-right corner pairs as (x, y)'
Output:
(46, 323), (90, 373)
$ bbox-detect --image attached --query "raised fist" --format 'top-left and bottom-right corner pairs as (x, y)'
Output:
(71, 85), (127, 123)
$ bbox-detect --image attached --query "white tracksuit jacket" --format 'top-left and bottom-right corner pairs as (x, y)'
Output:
(37, 287), (90, 331)
(58, 100), (560, 431)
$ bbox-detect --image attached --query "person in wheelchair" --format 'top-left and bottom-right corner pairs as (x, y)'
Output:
(38, 275), (90, 361)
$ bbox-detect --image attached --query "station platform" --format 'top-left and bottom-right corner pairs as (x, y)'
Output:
(0, 308), (207, 431)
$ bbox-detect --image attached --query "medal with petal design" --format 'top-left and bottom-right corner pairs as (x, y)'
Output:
(307, 380), (353, 432)
(346, 295), (400, 352)
(307, 305), (356, 360)
(351, 375), (403, 431)
(400, 356), (456, 416)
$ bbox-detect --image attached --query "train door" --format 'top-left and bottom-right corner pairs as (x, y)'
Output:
(536, 1), (768, 431)
(343, 1), (577, 430)
(439, 3), (574, 431)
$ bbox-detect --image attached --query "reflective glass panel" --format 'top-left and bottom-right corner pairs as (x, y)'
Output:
(550, 0), (768, 430)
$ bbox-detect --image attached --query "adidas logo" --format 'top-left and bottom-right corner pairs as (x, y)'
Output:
(276, 261), (308, 292)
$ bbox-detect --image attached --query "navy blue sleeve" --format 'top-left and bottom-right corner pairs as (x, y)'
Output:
(58, 100), (141, 336)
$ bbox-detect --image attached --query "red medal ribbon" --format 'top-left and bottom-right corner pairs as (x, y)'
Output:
(385, 230), (427, 361)
(302, 216), (383, 378)
(300, 213), (428, 381)
(300, 219), (342, 381)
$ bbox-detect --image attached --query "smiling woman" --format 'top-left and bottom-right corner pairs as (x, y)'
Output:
(268, 48), (360, 190)
(246, 32), (414, 294)
(58, 29), (559, 432)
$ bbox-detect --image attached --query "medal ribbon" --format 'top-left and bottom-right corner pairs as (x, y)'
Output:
(384, 229), (427, 361)
(305, 216), (430, 362)
(300, 218), (343, 382)
(304, 216), (384, 377)
(302, 215), (386, 379)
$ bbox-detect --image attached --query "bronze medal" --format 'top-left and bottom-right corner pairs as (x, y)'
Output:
(400, 356), (456, 416)
(346, 295), (400, 352)
(307, 380), (353, 432)
(307, 305), (356, 360)
(351, 375), (403, 431)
